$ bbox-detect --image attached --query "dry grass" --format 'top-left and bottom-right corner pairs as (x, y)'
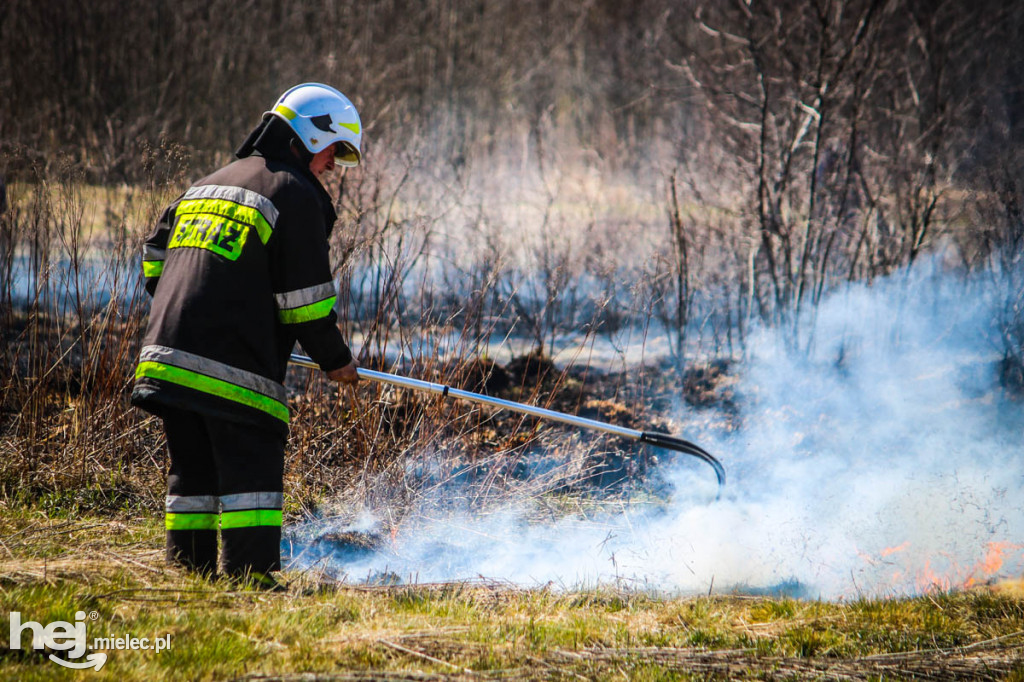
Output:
(2, 510), (1024, 681)
(2, 95), (1023, 680)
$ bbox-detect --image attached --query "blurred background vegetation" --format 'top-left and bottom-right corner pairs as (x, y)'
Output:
(4, 0), (1023, 327)
(1, 0), (1023, 507)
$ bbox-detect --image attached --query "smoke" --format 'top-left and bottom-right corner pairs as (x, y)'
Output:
(286, 261), (1024, 599)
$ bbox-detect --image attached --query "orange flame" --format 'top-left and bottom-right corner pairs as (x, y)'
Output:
(864, 540), (1024, 595)
(964, 541), (1020, 588)
(916, 559), (951, 593)
(880, 541), (910, 557)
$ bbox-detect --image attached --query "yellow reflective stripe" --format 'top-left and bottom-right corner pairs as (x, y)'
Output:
(278, 296), (336, 324)
(176, 198), (271, 246)
(139, 345), (287, 403)
(338, 121), (360, 135)
(220, 509), (283, 529)
(276, 283), (337, 324)
(275, 282), (336, 310)
(182, 185), (279, 226)
(274, 104), (297, 120)
(143, 260), (164, 277)
(136, 361), (289, 424)
(166, 513), (218, 530)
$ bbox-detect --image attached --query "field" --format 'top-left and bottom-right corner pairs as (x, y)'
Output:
(3, 168), (1024, 678)
(5, 2), (1024, 678)
(3, 508), (1024, 681)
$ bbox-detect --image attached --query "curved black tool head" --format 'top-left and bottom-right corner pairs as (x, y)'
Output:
(639, 431), (726, 497)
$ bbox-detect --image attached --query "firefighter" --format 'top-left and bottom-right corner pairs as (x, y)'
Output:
(133, 83), (362, 589)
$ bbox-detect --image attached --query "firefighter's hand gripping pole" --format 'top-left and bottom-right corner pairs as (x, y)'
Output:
(289, 353), (726, 493)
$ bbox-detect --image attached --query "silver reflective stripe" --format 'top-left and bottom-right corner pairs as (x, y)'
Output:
(274, 282), (337, 311)
(143, 245), (166, 261)
(220, 492), (284, 511)
(139, 345), (287, 403)
(182, 184), (279, 227)
(166, 495), (219, 513)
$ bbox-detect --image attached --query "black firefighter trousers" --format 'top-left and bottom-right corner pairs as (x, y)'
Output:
(161, 407), (285, 578)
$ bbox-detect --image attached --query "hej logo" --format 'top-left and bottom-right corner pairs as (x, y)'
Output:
(9, 610), (107, 670)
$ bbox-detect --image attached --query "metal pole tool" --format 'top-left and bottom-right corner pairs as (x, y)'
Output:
(290, 353), (725, 491)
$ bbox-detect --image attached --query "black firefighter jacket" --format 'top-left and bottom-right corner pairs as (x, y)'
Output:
(132, 119), (353, 436)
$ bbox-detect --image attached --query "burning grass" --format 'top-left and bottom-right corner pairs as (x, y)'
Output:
(3, 145), (1024, 678)
(2, 509), (1024, 680)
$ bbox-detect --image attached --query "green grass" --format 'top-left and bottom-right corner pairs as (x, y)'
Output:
(2, 506), (1024, 680)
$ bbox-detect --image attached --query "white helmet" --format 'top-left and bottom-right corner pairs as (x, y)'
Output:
(266, 83), (362, 166)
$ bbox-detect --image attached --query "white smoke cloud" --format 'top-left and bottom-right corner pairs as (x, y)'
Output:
(287, 261), (1024, 599)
